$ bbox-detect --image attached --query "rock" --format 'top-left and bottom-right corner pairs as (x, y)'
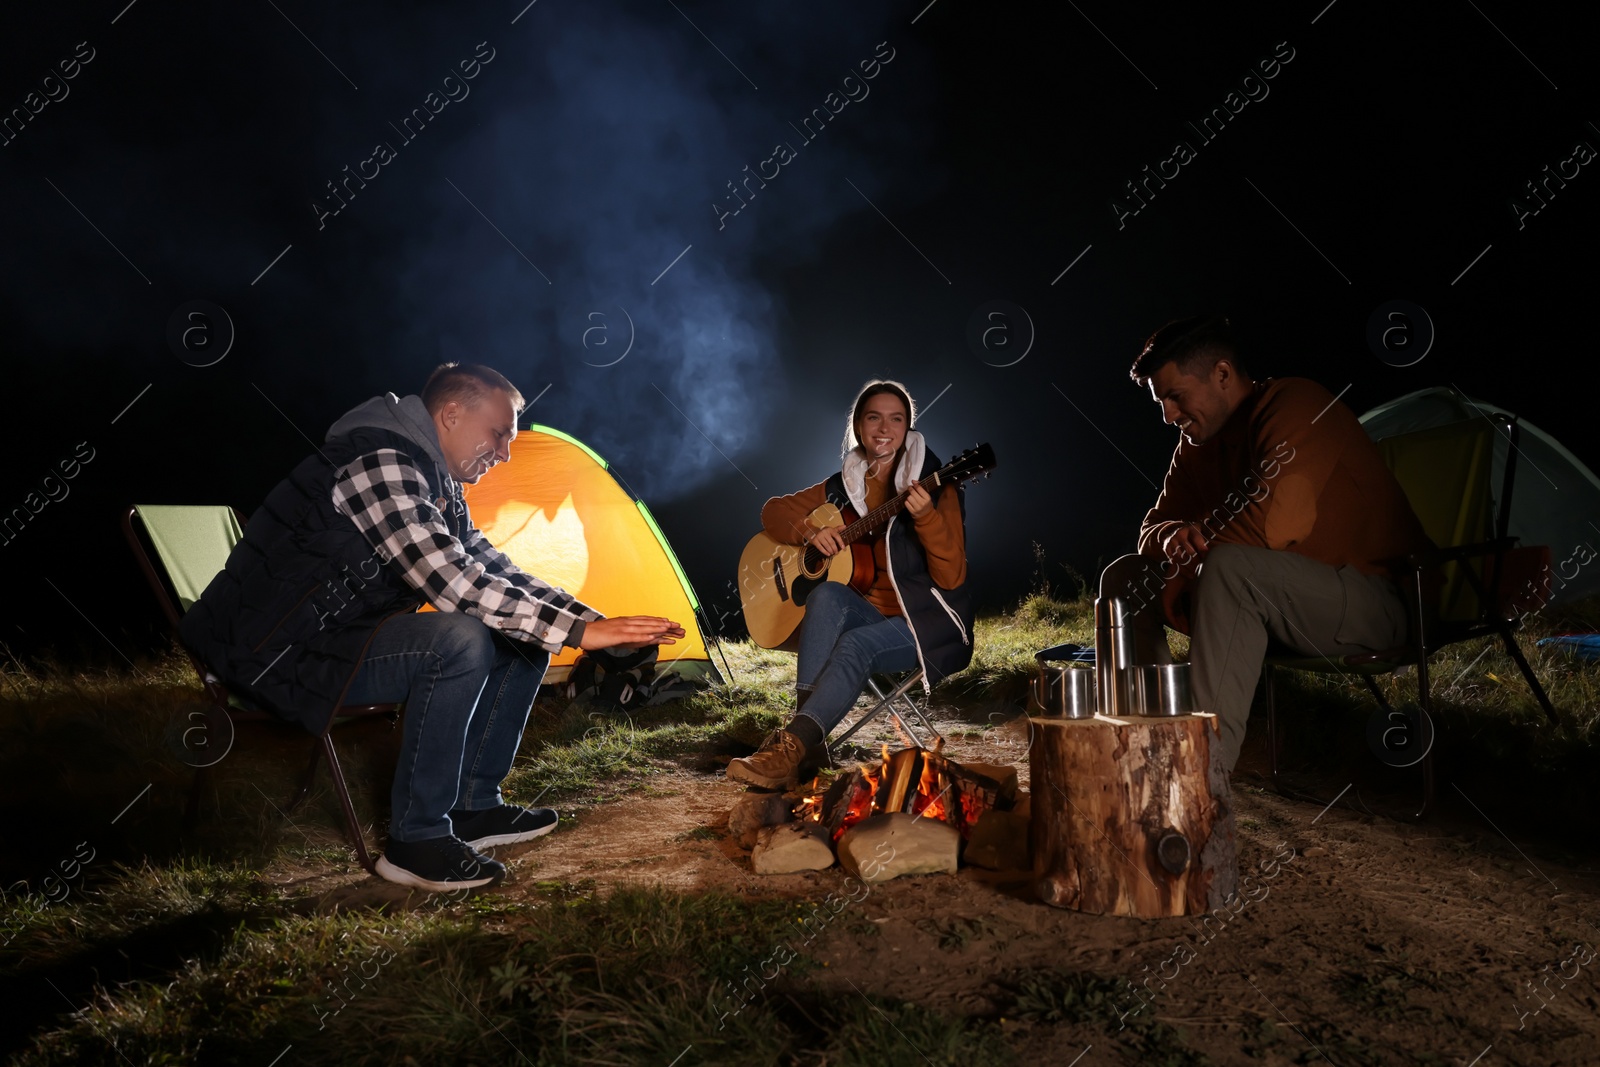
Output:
(1012, 792), (1031, 819)
(964, 809), (1030, 871)
(1301, 846), (1328, 858)
(837, 813), (959, 883)
(751, 823), (835, 874)
(729, 791), (793, 849)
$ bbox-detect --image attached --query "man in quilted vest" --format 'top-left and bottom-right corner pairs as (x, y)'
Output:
(181, 364), (683, 891)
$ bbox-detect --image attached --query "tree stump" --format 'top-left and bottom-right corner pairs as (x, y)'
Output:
(1029, 713), (1236, 917)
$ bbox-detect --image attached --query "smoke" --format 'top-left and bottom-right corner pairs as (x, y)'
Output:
(329, 1), (928, 497)
(0, 1), (931, 501)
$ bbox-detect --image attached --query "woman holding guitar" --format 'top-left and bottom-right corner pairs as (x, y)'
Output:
(727, 380), (974, 790)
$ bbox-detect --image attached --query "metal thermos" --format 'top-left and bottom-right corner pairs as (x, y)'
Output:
(1095, 596), (1137, 717)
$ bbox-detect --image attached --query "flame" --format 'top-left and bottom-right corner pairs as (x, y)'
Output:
(910, 747), (951, 823)
(826, 744), (959, 840)
(790, 742), (1001, 848)
(829, 765), (880, 841)
(795, 777), (825, 822)
(958, 791), (985, 827)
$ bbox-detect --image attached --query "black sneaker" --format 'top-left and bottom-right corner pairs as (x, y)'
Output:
(450, 804), (560, 848)
(375, 834), (505, 892)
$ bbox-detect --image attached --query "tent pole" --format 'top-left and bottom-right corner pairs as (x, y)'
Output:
(699, 605), (737, 684)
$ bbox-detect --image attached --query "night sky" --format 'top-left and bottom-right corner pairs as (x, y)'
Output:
(2, 1), (1595, 664)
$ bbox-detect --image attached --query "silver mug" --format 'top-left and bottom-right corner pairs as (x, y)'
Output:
(1032, 663), (1098, 719)
(1128, 663), (1195, 717)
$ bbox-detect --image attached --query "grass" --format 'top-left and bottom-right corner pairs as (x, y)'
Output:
(1002, 967), (1211, 1066)
(1, 589), (1597, 1063)
(9, 883), (812, 1067)
(8, 880), (1012, 1066)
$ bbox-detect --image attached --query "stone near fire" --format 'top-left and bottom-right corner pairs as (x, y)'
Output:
(751, 823), (836, 874)
(837, 813), (959, 883)
(730, 791), (794, 850)
(963, 809), (1030, 871)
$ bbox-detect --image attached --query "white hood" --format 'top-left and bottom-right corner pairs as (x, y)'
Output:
(839, 430), (926, 515)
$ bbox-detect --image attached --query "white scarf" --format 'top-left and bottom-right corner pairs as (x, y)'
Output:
(840, 430), (925, 516)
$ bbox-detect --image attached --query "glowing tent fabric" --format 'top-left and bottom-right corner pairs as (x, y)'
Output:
(1360, 387), (1600, 605)
(448, 424), (712, 681)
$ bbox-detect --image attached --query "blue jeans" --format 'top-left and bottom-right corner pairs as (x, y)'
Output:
(343, 612), (549, 843)
(795, 582), (920, 735)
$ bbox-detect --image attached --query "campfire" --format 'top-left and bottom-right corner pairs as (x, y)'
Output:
(796, 741), (1014, 842)
(730, 743), (1025, 881)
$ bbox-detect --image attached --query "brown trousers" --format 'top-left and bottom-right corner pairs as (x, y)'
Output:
(1099, 545), (1407, 771)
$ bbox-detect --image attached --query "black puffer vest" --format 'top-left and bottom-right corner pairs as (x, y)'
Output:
(822, 448), (975, 686)
(180, 425), (464, 734)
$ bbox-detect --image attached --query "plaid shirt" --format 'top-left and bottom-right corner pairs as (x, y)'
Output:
(331, 447), (601, 653)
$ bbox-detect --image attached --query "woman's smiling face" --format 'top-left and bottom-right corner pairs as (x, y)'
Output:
(857, 392), (909, 463)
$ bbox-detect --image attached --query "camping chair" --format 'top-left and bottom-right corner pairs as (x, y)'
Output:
(1263, 414), (1561, 819)
(830, 669), (942, 750)
(123, 504), (400, 872)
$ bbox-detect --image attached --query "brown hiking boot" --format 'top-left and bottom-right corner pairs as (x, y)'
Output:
(726, 729), (810, 790)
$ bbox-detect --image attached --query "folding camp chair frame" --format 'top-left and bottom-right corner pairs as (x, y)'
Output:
(1264, 414), (1561, 820)
(123, 505), (399, 873)
(830, 669), (942, 750)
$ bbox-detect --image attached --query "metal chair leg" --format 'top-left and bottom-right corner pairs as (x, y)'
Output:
(1265, 665), (1282, 794)
(1359, 674), (1394, 714)
(833, 676), (907, 747)
(1416, 748), (1435, 820)
(833, 673), (938, 749)
(877, 674), (942, 744)
(318, 734), (375, 873)
(1498, 625), (1561, 727)
(1412, 657), (1435, 821)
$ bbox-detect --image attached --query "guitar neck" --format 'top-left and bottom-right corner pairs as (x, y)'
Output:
(837, 472), (940, 545)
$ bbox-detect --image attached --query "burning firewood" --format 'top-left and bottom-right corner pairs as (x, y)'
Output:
(813, 744), (1014, 843)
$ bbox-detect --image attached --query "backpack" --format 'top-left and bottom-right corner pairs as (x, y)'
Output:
(564, 646), (660, 711)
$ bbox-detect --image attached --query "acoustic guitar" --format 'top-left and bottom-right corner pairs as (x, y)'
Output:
(737, 443), (997, 649)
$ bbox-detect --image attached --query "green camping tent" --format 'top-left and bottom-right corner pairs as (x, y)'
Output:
(1361, 387), (1600, 605)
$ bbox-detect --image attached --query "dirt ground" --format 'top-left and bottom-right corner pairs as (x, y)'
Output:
(285, 707), (1600, 1067)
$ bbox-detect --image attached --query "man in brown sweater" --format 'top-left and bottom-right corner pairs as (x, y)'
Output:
(1102, 315), (1430, 772)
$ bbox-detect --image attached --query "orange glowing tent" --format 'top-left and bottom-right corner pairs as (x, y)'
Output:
(449, 424), (716, 683)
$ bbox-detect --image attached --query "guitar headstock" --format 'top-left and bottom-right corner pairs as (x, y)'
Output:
(942, 442), (998, 486)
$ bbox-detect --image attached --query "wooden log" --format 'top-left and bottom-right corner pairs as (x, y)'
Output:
(1029, 713), (1236, 917)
